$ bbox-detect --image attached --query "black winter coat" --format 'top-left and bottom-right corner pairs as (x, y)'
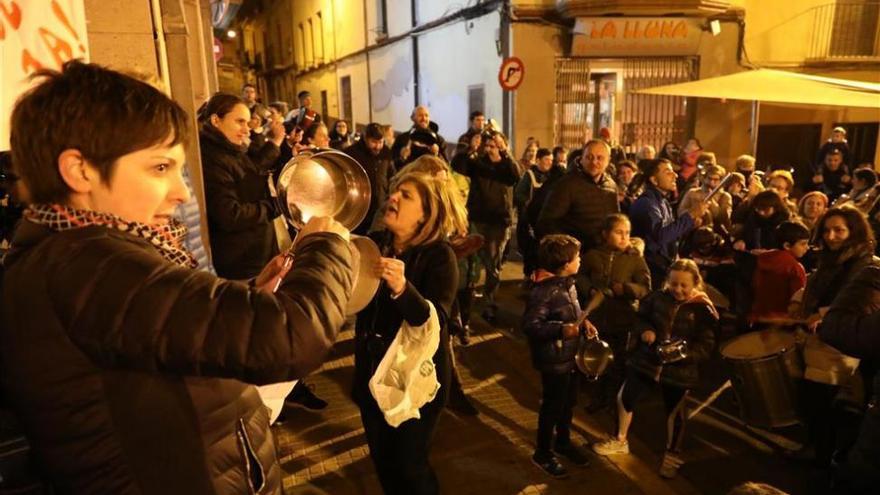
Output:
(344, 140), (396, 235)
(0, 220), (352, 494)
(353, 234), (459, 409)
(628, 290), (717, 389)
(200, 125), (280, 279)
(453, 153), (520, 226)
(522, 275), (584, 374)
(819, 265), (880, 361)
(818, 265), (880, 493)
(537, 169), (619, 250)
(802, 245), (879, 315)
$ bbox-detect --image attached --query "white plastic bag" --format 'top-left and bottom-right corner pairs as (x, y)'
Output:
(369, 301), (441, 427)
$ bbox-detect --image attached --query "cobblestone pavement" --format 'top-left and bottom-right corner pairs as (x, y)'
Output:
(273, 262), (816, 495)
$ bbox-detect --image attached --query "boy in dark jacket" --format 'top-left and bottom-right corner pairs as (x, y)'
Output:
(749, 221), (810, 323)
(523, 235), (598, 478)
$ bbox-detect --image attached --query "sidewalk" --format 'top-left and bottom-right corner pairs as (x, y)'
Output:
(273, 263), (704, 495)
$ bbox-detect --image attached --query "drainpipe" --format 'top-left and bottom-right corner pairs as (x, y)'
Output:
(149, 0), (172, 94)
(411, 0), (420, 107)
(500, 1), (512, 146)
(363, 0), (374, 122)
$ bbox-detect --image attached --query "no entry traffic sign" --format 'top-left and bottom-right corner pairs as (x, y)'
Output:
(498, 57), (525, 91)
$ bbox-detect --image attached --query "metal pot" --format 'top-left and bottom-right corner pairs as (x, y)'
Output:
(275, 148), (372, 230)
(656, 338), (688, 364)
(275, 149), (379, 315)
(576, 335), (614, 381)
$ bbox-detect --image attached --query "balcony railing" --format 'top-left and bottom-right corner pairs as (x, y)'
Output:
(808, 1), (880, 60)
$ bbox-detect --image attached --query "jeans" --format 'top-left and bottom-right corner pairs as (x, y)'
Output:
(472, 222), (511, 308)
(537, 370), (580, 453)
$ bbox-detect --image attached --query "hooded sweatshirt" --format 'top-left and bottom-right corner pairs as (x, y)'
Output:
(749, 249), (806, 321)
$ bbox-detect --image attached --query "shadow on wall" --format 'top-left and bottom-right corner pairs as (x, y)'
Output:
(371, 56), (413, 112)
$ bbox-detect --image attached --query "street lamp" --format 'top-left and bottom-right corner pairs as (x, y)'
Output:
(227, 29), (237, 39)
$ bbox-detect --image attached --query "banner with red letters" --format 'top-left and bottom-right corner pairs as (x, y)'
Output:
(1, 0), (89, 149)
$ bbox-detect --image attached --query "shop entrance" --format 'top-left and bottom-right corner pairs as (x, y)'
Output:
(554, 57), (698, 154)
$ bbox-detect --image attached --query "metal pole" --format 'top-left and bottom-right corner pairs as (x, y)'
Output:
(750, 100), (760, 157)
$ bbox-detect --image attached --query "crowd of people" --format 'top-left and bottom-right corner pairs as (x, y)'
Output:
(0, 62), (878, 495)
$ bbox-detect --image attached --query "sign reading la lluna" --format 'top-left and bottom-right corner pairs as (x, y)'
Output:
(572, 17), (703, 57)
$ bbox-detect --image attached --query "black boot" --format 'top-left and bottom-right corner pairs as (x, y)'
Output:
(285, 381), (328, 411)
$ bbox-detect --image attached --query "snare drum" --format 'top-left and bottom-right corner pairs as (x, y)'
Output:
(721, 329), (803, 428)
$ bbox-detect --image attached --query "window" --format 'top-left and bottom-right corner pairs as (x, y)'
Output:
(308, 18), (315, 66)
(316, 12), (324, 63)
(468, 85), (485, 116)
(298, 23), (306, 67)
(829, 0), (880, 57)
(340, 76), (353, 122)
(376, 0), (387, 38)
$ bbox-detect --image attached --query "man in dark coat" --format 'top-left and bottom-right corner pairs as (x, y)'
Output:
(344, 123), (396, 235)
(391, 105), (448, 169)
(452, 132), (519, 322)
(537, 140), (619, 251)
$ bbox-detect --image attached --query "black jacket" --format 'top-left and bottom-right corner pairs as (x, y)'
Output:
(537, 169), (619, 250)
(200, 125), (280, 279)
(628, 290), (717, 389)
(354, 234), (459, 408)
(522, 275), (583, 374)
(453, 152), (520, 226)
(344, 140), (396, 235)
(819, 265), (880, 360)
(0, 220), (352, 494)
(802, 245), (879, 315)
(818, 265), (880, 493)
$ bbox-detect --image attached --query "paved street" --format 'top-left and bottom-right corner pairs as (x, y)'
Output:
(274, 262), (827, 495)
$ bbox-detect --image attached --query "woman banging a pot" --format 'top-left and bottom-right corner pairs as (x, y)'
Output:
(353, 168), (468, 494)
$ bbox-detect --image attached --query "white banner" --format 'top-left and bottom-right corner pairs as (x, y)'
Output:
(1, 0), (88, 149)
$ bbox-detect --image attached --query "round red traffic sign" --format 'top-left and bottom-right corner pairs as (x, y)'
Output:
(498, 57), (525, 91)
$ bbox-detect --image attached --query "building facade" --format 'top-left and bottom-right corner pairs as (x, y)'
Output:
(225, 0), (878, 168)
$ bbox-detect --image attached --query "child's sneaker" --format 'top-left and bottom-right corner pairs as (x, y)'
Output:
(592, 437), (630, 456)
(658, 451), (684, 478)
(531, 451), (569, 479)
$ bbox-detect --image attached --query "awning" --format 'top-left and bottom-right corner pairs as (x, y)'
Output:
(636, 68), (880, 109)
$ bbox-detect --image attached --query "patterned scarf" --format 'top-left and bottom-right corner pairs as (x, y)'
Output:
(25, 204), (197, 268)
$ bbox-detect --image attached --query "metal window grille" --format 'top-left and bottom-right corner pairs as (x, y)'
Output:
(554, 57), (697, 153)
(621, 57), (698, 153)
(554, 58), (592, 151)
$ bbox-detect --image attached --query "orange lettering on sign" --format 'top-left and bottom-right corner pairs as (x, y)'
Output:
(591, 20), (617, 39)
(661, 21), (675, 38)
(38, 27), (73, 68)
(21, 49), (43, 74)
(0, 0), (22, 40)
(645, 21), (660, 39)
(672, 21), (688, 38)
(51, 0), (85, 53)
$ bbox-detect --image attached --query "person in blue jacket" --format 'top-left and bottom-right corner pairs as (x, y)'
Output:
(629, 158), (706, 283)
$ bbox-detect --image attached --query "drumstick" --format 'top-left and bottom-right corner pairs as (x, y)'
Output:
(687, 380), (732, 420)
